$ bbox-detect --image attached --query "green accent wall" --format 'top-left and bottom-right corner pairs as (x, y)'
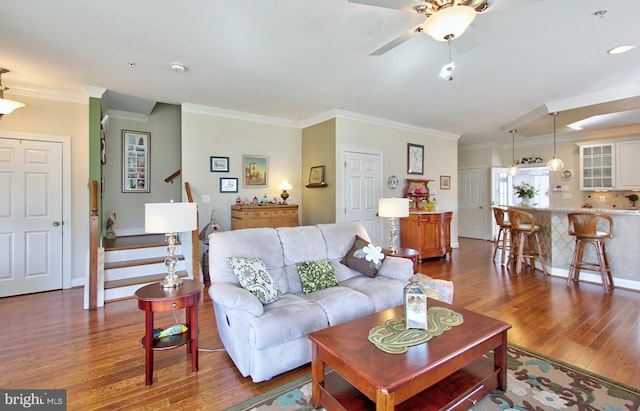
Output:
(88, 97), (102, 228)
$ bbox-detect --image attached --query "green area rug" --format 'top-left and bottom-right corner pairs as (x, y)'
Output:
(226, 344), (639, 411)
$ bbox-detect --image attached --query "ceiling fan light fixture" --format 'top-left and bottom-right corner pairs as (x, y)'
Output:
(0, 68), (26, 117)
(607, 44), (635, 55)
(423, 5), (476, 41)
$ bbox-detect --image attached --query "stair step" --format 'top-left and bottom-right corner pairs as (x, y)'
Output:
(103, 234), (182, 251)
(104, 271), (188, 290)
(104, 255), (185, 270)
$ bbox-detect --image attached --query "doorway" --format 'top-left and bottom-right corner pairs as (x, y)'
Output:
(0, 137), (65, 297)
(342, 150), (382, 244)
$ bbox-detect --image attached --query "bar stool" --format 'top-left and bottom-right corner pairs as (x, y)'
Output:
(566, 212), (614, 293)
(507, 208), (548, 275)
(492, 207), (511, 265)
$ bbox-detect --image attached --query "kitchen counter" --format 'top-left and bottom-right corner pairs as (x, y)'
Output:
(507, 206), (639, 291)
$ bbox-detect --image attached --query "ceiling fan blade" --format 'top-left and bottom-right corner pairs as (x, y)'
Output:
(452, 27), (479, 55)
(370, 26), (423, 55)
(348, 0), (424, 13)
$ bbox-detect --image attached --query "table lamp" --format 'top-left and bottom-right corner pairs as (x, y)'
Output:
(378, 198), (409, 254)
(145, 201), (197, 288)
(279, 180), (293, 204)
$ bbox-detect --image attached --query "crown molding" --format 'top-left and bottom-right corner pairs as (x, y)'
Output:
(84, 86), (106, 99)
(4, 83), (88, 104)
(104, 109), (148, 122)
(181, 103), (299, 128)
(301, 109), (460, 140)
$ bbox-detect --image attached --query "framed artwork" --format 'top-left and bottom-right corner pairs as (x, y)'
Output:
(122, 130), (150, 193)
(440, 175), (451, 190)
(243, 155), (268, 187)
(407, 143), (424, 175)
(210, 156), (229, 172)
(220, 177), (238, 193)
(308, 165), (325, 186)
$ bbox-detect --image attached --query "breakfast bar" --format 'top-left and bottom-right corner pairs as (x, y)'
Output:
(509, 207), (640, 291)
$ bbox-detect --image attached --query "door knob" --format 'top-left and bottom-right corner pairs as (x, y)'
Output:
(53, 221), (61, 226)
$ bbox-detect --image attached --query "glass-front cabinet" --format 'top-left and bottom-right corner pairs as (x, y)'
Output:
(579, 143), (615, 190)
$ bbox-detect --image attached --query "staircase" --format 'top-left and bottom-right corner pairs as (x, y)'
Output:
(103, 234), (188, 302)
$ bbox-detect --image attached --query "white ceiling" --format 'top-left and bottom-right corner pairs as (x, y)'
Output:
(1, 0), (639, 146)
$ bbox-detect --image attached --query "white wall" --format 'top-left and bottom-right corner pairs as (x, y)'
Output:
(335, 116), (460, 248)
(180, 105), (302, 233)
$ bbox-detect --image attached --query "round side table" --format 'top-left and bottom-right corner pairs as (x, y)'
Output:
(384, 248), (420, 273)
(134, 279), (203, 386)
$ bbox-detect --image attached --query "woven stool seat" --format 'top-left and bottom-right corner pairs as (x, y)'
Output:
(507, 208), (547, 275)
(567, 212), (614, 293)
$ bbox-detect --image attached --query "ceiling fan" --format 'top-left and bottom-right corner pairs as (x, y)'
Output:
(349, 0), (495, 56)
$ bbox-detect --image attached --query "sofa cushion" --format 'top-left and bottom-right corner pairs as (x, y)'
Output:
(296, 260), (339, 294)
(341, 235), (386, 278)
(341, 276), (406, 312)
(317, 222), (371, 260)
(228, 257), (282, 304)
(249, 294), (329, 349)
(303, 286), (375, 326)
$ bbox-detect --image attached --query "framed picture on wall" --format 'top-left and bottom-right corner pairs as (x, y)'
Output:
(210, 156), (229, 172)
(243, 154), (268, 187)
(440, 175), (451, 190)
(407, 143), (424, 175)
(122, 130), (150, 193)
(220, 177), (238, 193)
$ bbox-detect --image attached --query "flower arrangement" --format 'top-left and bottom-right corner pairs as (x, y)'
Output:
(514, 182), (537, 200)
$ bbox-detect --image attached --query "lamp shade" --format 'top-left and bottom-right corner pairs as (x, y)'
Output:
(0, 98), (25, 115)
(378, 198), (410, 218)
(278, 180), (293, 191)
(423, 5), (476, 41)
(145, 202), (197, 234)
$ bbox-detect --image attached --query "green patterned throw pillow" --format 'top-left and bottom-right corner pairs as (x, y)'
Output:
(341, 235), (386, 278)
(296, 260), (339, 294)
(228, 257), (282, 304)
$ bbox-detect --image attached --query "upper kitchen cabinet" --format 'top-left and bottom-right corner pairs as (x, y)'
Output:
(578, 142), (615, 190)
(615, 139), (640, 190)
(577, 138), (640, 191)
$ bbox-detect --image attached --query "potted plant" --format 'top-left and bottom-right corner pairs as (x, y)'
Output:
(627, 194), (639, 209)
(514, 182), (537, 206)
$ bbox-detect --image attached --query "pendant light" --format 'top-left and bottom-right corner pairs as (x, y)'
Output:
(547, 112), (564, 171)
(0, 68), (26, 119)
(509, 129), (519, 176)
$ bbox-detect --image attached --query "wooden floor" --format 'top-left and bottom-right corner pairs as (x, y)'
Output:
(1, 238), (638, 410)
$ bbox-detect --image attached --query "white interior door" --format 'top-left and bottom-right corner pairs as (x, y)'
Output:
(343, 151), (381, 244)
(0, 138), (63, 297)
(458, 167), (487, 240)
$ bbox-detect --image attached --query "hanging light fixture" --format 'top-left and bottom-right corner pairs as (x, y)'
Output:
(423, 5), (476, 42)
(0, 68), (26, 119)
(509, 129), (519, 176)
(547, 112), (564, 171)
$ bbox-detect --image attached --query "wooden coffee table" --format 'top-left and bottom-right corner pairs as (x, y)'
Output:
(309, 302), (511, 411)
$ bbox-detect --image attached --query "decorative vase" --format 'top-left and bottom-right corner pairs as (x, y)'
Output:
(519, 197), (530, 207)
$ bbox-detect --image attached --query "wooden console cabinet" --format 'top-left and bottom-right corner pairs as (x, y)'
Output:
(400, 211), (453, 259)
(231, 204), (299, 230)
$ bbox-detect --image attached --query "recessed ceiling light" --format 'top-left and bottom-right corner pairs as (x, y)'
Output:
(171, 64), (187, 73)
(607, 44), (635, 55)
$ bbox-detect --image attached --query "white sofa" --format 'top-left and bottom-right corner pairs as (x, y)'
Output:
(207, 222), (414, 382)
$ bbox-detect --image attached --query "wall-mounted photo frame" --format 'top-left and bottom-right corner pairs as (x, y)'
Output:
(306, 165), (326, 188)
(122, 130), (150, 193)
(210, 156), (229, 172)
(440, 175), (451, 190)
(220, 177), (238, 193)
(407, 143), (424, 175)
(243, 154), (268, 187)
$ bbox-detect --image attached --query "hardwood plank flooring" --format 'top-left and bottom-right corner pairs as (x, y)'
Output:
(0, 238), (638, 410)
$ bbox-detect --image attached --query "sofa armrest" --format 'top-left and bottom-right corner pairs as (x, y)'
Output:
(208, 282), (264, 316)
(377, 256), (413, 280)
